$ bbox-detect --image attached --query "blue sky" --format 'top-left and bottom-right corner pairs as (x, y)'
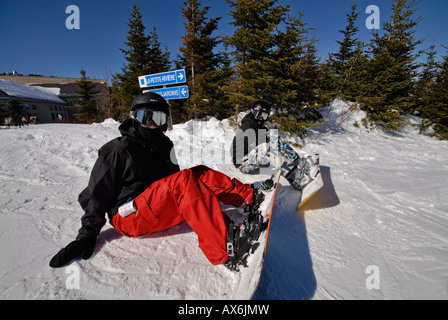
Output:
(1, 0), (447, 81)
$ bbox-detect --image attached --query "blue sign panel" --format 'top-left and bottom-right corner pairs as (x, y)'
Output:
(139, 69), (186, 88)
(145, 85), (189, 100)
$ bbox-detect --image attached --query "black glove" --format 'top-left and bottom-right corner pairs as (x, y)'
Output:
(49, 237), (96, 268)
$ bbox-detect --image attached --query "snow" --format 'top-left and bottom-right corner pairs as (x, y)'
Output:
(32, 86), (61, 96)
(0, 79), (66, 104)
(0, 99), (447, 300)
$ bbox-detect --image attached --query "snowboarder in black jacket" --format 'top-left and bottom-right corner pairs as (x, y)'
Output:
(230, 101), (270, 171)
(49, 92), (180, 267)
(230, 100), (320, 190)
(49, 92), (260, 268)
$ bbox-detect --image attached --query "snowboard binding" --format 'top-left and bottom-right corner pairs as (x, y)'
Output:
(225, 209), (264, 272)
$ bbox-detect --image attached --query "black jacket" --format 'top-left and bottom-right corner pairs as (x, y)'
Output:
(230, 113), (268, 167)
(76, 119), (180, 240)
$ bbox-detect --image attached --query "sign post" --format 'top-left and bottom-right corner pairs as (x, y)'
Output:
(138, 69), (188, 130)
(143, 85), (189, 100)
(139, 69), (186, 89)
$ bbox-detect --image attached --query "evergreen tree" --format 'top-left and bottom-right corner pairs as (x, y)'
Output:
(326, 1), (366, 102)
(414, 44), (439, 134)
(74, 69), (99, 123)
(148, 26), (171, 74)
(112, 4), (171, 119)
(178, 0), (230, 120)
(268, 11), (309, 107)
(225, 0), (284, 109)
(6, 99), (26, 121)
(430, 48), (448, 139)
(270, 19), (323, 137)
(363, 0), (423, 131)
(226, 0), (322, 136)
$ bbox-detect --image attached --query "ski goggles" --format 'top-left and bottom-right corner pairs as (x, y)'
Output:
(132, 108), (168, 127)
(252, 109), (269, 121)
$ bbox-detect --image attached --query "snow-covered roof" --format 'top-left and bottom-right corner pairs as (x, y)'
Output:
(0, 79), (66, 104)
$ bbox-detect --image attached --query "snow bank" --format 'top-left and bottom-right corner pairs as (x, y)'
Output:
(0, 108), (447, 300)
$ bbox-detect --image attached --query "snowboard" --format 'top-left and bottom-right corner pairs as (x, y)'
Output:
(231, 153), (323, 299)
(230, 169), (282, 299)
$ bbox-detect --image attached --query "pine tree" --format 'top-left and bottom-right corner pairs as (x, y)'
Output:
(112, 4), (171, 119)
(6, 99), (26, 121)
(363, 0), (423, 131)
(226, 0), (322, 136)
(327, 1), (366, 102)
(148, 26), (171, 75)
(225, 0), (284, 109)
(430, 48), (448, 139)
(178, 0), (230, 120)
(270, 21), (324, 137)
(74, 69), (99, 123)
(414, 44), (439, 134)
(268, 11), (309, 107)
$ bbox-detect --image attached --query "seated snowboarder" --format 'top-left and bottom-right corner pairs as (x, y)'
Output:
(49, 92), (265, 270)
(230, 101), (320, 190)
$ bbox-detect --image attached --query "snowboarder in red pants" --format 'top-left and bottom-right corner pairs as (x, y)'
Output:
(49, 92), (260, 269)
(111, 165), (253, 265)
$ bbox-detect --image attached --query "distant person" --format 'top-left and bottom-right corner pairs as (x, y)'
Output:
(5, 117), (12, 128)
(230, 101), (320, 190)
(22, 116), (29, 126)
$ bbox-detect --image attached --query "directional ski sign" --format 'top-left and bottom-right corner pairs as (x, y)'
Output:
(144, 85), (189, 100)
(139, 69), (186, 88)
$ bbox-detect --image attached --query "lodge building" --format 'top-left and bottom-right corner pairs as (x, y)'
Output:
(0, 75), (106, 124)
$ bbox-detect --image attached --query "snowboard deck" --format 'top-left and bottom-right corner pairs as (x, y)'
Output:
(231, 169), (282, 299)
(232, 153), (324, 299)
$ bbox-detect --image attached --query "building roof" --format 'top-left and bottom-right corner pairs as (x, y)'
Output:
(0, 75), (108, 100)
(0, 79), (67, 104)
(0, 75), (106, 85)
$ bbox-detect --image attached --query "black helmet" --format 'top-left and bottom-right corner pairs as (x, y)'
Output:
(131, 92), (170, 131)
(131, 92), (170, 114)
(251, 101), (271, 121)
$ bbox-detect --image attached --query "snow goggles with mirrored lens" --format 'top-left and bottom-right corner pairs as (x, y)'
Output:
(132, 108), (168, 127)
(253, 110), (269, 121)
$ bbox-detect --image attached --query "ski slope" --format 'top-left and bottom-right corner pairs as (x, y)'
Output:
(0, 100), (447, 300)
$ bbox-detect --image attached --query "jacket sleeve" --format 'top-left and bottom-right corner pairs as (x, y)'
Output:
(76, 145), (124, 240)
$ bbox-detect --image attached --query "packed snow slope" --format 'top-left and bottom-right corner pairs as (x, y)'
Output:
(0, 100), (447, 300)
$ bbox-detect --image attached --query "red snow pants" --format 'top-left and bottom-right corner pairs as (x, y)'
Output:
(111, 165), (254, 265)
